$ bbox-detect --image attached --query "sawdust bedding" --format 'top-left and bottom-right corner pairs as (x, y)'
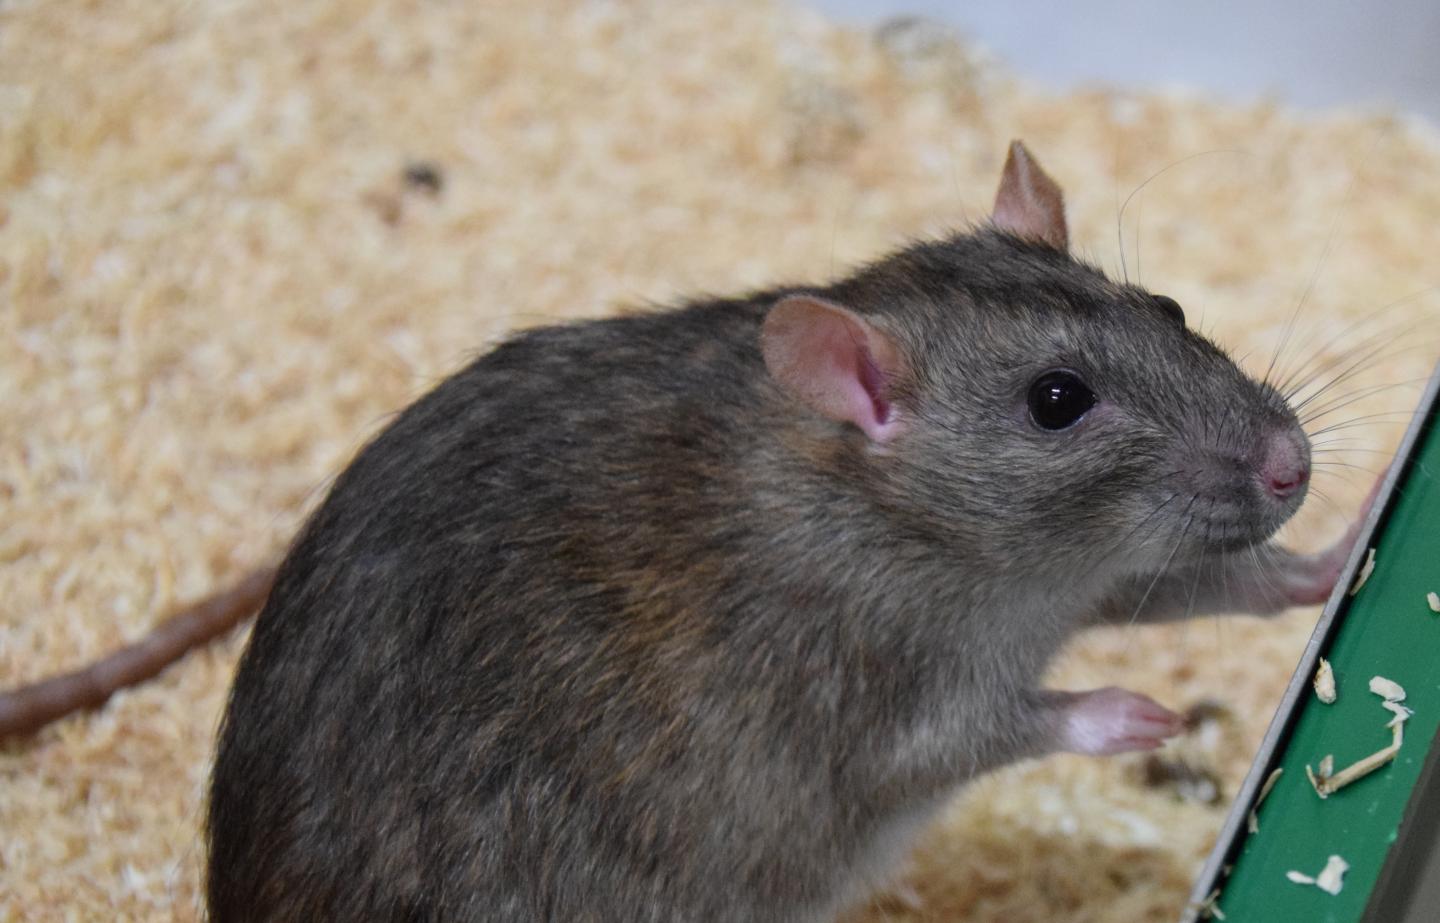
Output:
(2, 0), (1437, 919)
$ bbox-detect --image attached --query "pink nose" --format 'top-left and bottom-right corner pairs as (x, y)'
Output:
(1261, 434), (1309, 500)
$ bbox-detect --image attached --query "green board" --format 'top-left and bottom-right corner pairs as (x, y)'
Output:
(1186, 363), (1440, 922)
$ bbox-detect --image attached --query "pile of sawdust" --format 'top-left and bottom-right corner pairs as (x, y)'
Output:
(2, 0), (1437, 919)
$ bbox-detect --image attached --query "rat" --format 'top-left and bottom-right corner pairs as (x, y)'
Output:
(203, 141), (1367, 922)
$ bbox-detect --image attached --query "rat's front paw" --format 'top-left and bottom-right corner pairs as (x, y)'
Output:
(1279, 474), (1384, 607)
(1057, 687), (1184, 756)
(1283, 541), (1352, 607)
(1233, 474), (1384, 612)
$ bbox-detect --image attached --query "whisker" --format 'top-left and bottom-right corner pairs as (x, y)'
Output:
(1287, 339), (1438, 414)
(1116, 150), (1250, 288)
(1263, 176), (1356, 388)
(1272, 286), (1439, 396)
(1281, 326), (1439, 408)
(1115, 147), (1127, 284)
(1312, 460), (1380, 476)
(1124, 495), (1197, 635)
(1299, 379), (1432, 427)
(1303, 485), (1344, 518)
(1213, 517), (1231, 651)
(1242, 538), (1284, 606)
(1090, 490), (1183, 567)
(1310, 476), (1375, 494)
(1284, 329), (1436, 411)
(1309, 443), (1396, 455)
(1307, 410), (1420, 436)
(1135, 193), (1144, 287)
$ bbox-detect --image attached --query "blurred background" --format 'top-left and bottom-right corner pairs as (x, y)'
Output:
(816, 0), (1440, 124)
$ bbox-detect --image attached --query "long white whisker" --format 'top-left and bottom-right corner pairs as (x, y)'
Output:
(1273, 286), (1439, 395)
(1300, 379), (1432, 426)
(1263, 177), (1356, 388)
(1312, 460), (1380, 476)
(1288, 341), (1437, 414)
(1279, 314), (1437, 402)
(1307, 413), (1417, 439)
(1125, 496), (1197, 635)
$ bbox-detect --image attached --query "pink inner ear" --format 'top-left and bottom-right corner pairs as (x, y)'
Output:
(762, 296), (904, 442)
(853, 340), (892, 426)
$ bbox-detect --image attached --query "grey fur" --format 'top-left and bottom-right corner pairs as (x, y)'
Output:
(208, 226), (1319, 922)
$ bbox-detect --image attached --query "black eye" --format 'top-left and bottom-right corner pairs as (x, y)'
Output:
(1152, 295), (1184, 325)
(1027, 370), (1096, 431)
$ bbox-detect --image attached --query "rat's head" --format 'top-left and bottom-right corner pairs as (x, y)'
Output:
(762, 141), (1310, 578)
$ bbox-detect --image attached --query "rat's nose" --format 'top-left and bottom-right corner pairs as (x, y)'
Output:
(1260, 433), (1309, 500)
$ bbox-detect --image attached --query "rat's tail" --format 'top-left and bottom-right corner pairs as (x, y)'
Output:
(0, 566), (277, 739)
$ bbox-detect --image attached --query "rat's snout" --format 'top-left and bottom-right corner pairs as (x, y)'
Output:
(1171, 421), (1312, 553)
(1259, 431), (1310, 501)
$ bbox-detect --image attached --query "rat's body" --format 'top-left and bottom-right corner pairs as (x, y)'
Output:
(208, 144), (1350, 922)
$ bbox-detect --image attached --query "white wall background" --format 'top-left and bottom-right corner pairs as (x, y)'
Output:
(810, 0), (1440, 125)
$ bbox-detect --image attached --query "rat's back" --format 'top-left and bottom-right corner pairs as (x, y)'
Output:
(206, 298), (808, 922)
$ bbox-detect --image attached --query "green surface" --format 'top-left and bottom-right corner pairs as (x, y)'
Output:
(1215, 409), (1440, 923)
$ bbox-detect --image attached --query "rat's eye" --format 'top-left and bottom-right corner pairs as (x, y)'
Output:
(1152, 295), (1185, 325)
(1027, 370), (1096, 431)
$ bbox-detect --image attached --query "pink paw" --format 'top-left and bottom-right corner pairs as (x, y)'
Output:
(1285, 551), (1347, 607)
(1284, 474), (1383, 607)
(1059, 688), (1184, 756)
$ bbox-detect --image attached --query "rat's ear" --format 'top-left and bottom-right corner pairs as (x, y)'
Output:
(761, 295), (905, 442)
(992, 140), (1069, 251)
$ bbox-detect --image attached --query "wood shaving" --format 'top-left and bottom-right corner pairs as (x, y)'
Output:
(1369, 676), (1406, 702)
(1382, 700), (1414, 727)
(1285, 855), (1349, 895)
(1313, 658), (1336, 704)
(1309, 718), (1405, 797)
(1307, 676), (1411, 798)
(1193, 887), (1227, 920)
(1246, 767), (1283, 834)
(1314, 855), (1350, 895)
(1348, 548), (1376, 596)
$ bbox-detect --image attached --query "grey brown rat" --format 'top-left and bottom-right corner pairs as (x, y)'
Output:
(207, 142), (1363, 922)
